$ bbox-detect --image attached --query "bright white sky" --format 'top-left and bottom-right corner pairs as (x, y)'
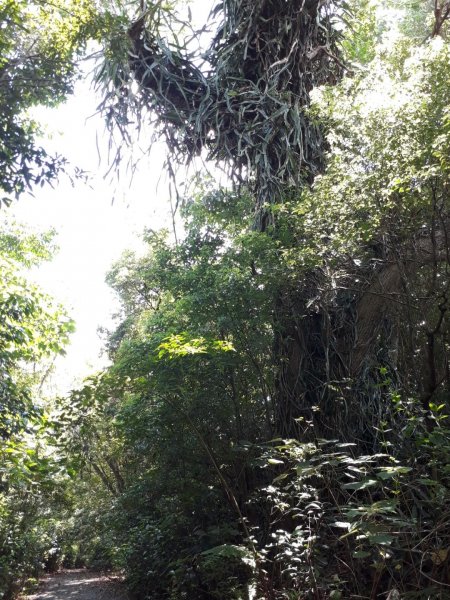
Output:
(10, 77), (173, 394)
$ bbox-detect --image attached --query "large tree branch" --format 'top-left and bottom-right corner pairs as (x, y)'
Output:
(432, 0), (450, 37)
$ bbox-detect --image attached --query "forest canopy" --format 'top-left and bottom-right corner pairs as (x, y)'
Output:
(1, 1), (450, 600)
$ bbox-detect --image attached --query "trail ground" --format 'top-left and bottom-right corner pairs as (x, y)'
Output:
(24, 569), (130, 600)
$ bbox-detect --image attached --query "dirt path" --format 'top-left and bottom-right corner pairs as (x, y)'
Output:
(25, 570), (130, 600)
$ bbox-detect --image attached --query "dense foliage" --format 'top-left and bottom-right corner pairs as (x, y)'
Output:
(1, 1), (450, 600)
(0, 222), (74, 598)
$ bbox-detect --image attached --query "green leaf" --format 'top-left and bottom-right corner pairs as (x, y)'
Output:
(367, 533), (394, 545)
(332, 521), (351, 529)
(342, 478), (378, 491)
(376, 467), (412, 480)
